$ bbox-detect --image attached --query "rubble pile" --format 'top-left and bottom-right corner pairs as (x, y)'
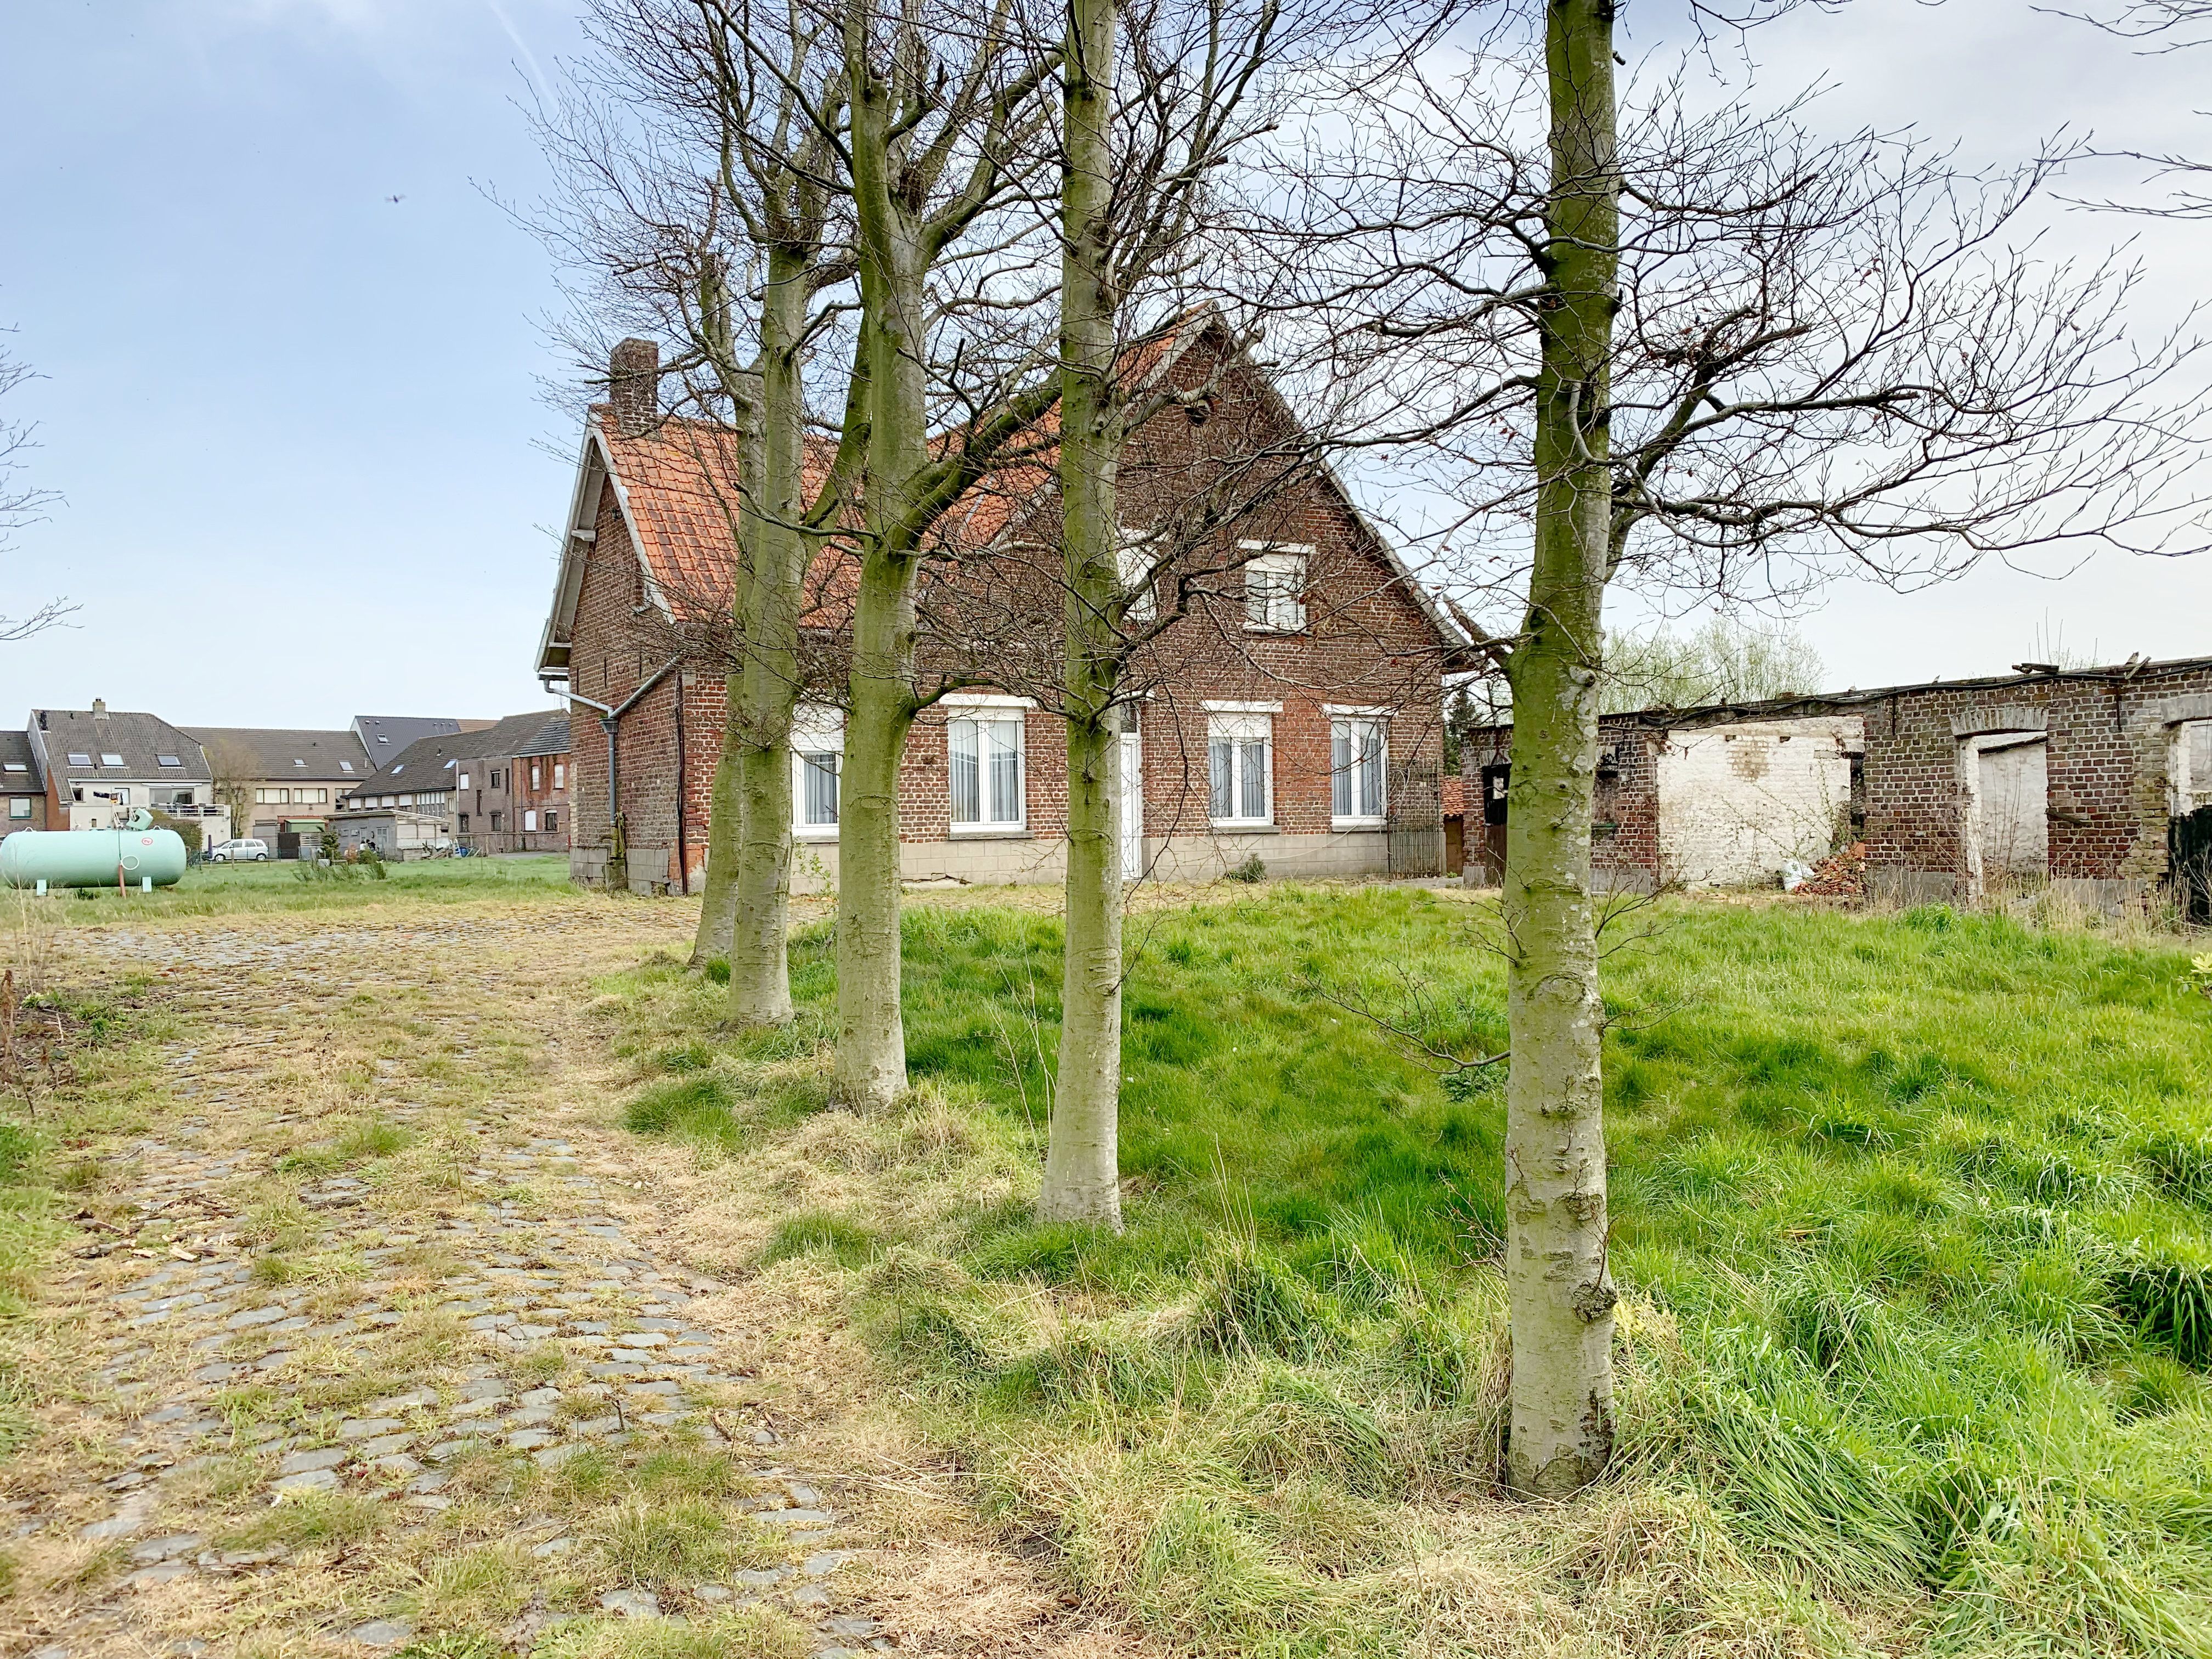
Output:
(1795, 839), (1869, 899)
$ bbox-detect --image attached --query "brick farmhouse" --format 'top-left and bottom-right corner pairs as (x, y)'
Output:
(1462, 656), (2212, 916)
(534, 322), (1464, 894)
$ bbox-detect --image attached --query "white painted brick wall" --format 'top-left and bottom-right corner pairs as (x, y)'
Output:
(1655, 716), (1864, 888)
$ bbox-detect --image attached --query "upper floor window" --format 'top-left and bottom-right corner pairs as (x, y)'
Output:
(530, 762), (543, 790)
(950, 708), (1026, 832)
(1209, 711), (1273, 827)
(100, 752), (124, 766)
(9, 799), (30, 820)
(1241, 544), (1309, 633)
(66, 752), (91, 765)
(1330, 715), (1389, 826)
(554, 762), (566, 789)
(792, 709), (843, 838)
(1117, 528), (1159, 623)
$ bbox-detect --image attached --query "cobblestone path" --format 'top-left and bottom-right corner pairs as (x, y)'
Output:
(3, 902), (1103, 1658)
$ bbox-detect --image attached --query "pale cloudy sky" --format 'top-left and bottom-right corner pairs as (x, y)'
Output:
(0, 0), (2206, 729)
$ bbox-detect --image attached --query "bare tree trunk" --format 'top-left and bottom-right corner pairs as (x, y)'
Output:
(1501, 0), (1618, 1499)
(724, 249), (813, 1026)
(689, 724), (743, 968)
(834, 52), (926, 1106)
(1041, 0), (1125, 1228)
(833, 561), (917, 1107)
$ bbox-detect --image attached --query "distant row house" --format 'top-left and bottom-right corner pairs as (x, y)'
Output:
(1, 704), (572, 861)
(332, 712), (571, 859)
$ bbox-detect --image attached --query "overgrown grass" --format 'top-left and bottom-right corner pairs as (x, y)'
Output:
(28, 853), (576, 924)
(610, 887), (2212, 1657)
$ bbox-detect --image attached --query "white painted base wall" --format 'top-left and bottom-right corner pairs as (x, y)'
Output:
(1655, 717), (1863, 888)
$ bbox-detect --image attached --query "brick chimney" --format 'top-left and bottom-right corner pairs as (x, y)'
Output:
(610, 338), (661, 438)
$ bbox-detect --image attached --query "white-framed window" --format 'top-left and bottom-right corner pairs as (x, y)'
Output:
(1209, 712), (1274, 826)
(791, 708), (842, 838)
(523, 809), (538, 832)
(100, 752), (124, 766)
(531, 763), (542, 789)
(1330, 714), (1389, 826)
(156, 754), (182, 768)
(554, 762), (565, 789)
(458, 772), (471, 790)
(949, 706), (1027, 832)
(1241, 543), (1310, 633)
(9, 798), (30, 820)
(399, 793), (414, 807)
(1117, 527), (1159, 623)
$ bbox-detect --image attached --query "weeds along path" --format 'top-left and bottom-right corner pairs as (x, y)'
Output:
(5, 897), (1120, 1659)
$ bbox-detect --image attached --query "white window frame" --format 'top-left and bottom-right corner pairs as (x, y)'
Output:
(946, 695), (1031, 834)
(1117, 526), (1159, 623)
(1240, 542), (1310, 634)
(1205, 702), (1278, 828)
(1328, 708), (1390, 828)
(2178, 719), (2212, 813)
(791, 707), (843, 840)
(554, 761), (565, 789)
(9, 798), (30, 820)
(458, 772), (471, 790)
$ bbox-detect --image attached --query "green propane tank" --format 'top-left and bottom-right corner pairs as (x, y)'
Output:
(0, 810), (189, 889)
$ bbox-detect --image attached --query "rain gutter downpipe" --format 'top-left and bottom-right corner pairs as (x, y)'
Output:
(546, 656), (682, 887)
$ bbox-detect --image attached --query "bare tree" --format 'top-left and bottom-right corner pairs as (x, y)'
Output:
(1038, 0), (1426, 1224)
(828, 0), (1066, 1109)
(1299, 16), (2207, 1494)
(531, 0), (864, 1019)
(2064, 0), (2212, 216)
(0, 335), (73, 644)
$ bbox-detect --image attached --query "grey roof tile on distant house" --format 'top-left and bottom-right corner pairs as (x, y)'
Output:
(338, 711), (571, 804)
(0, 730), (40, 789)
(188, 727), (371, 782)
(351, 715), (492, 758)
(30, 705), (213, 785)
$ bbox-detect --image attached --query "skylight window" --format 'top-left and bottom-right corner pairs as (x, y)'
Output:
(392, 764), (404, 774)
(377, 735), (391, 743)
(292, 758), (306, 767)
(340, 761), (355, 772)
(3, 761), (26, 772)
(100, 753), (124, 766)
(157, 754), (182, 768)
(66, 752), (91, 765)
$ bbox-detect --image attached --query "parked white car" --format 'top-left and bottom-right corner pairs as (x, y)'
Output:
(209, 838), (270, 862)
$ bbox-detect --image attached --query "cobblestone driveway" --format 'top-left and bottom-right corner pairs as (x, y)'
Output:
(3, 900), (1110, 1658)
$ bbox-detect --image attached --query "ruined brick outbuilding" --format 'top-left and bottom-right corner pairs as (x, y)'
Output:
(1463, 656), (2212, 916)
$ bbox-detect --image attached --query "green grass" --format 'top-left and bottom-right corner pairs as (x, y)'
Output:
(30, 853), (575, 923)
(612, 887), (2212, 1657)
